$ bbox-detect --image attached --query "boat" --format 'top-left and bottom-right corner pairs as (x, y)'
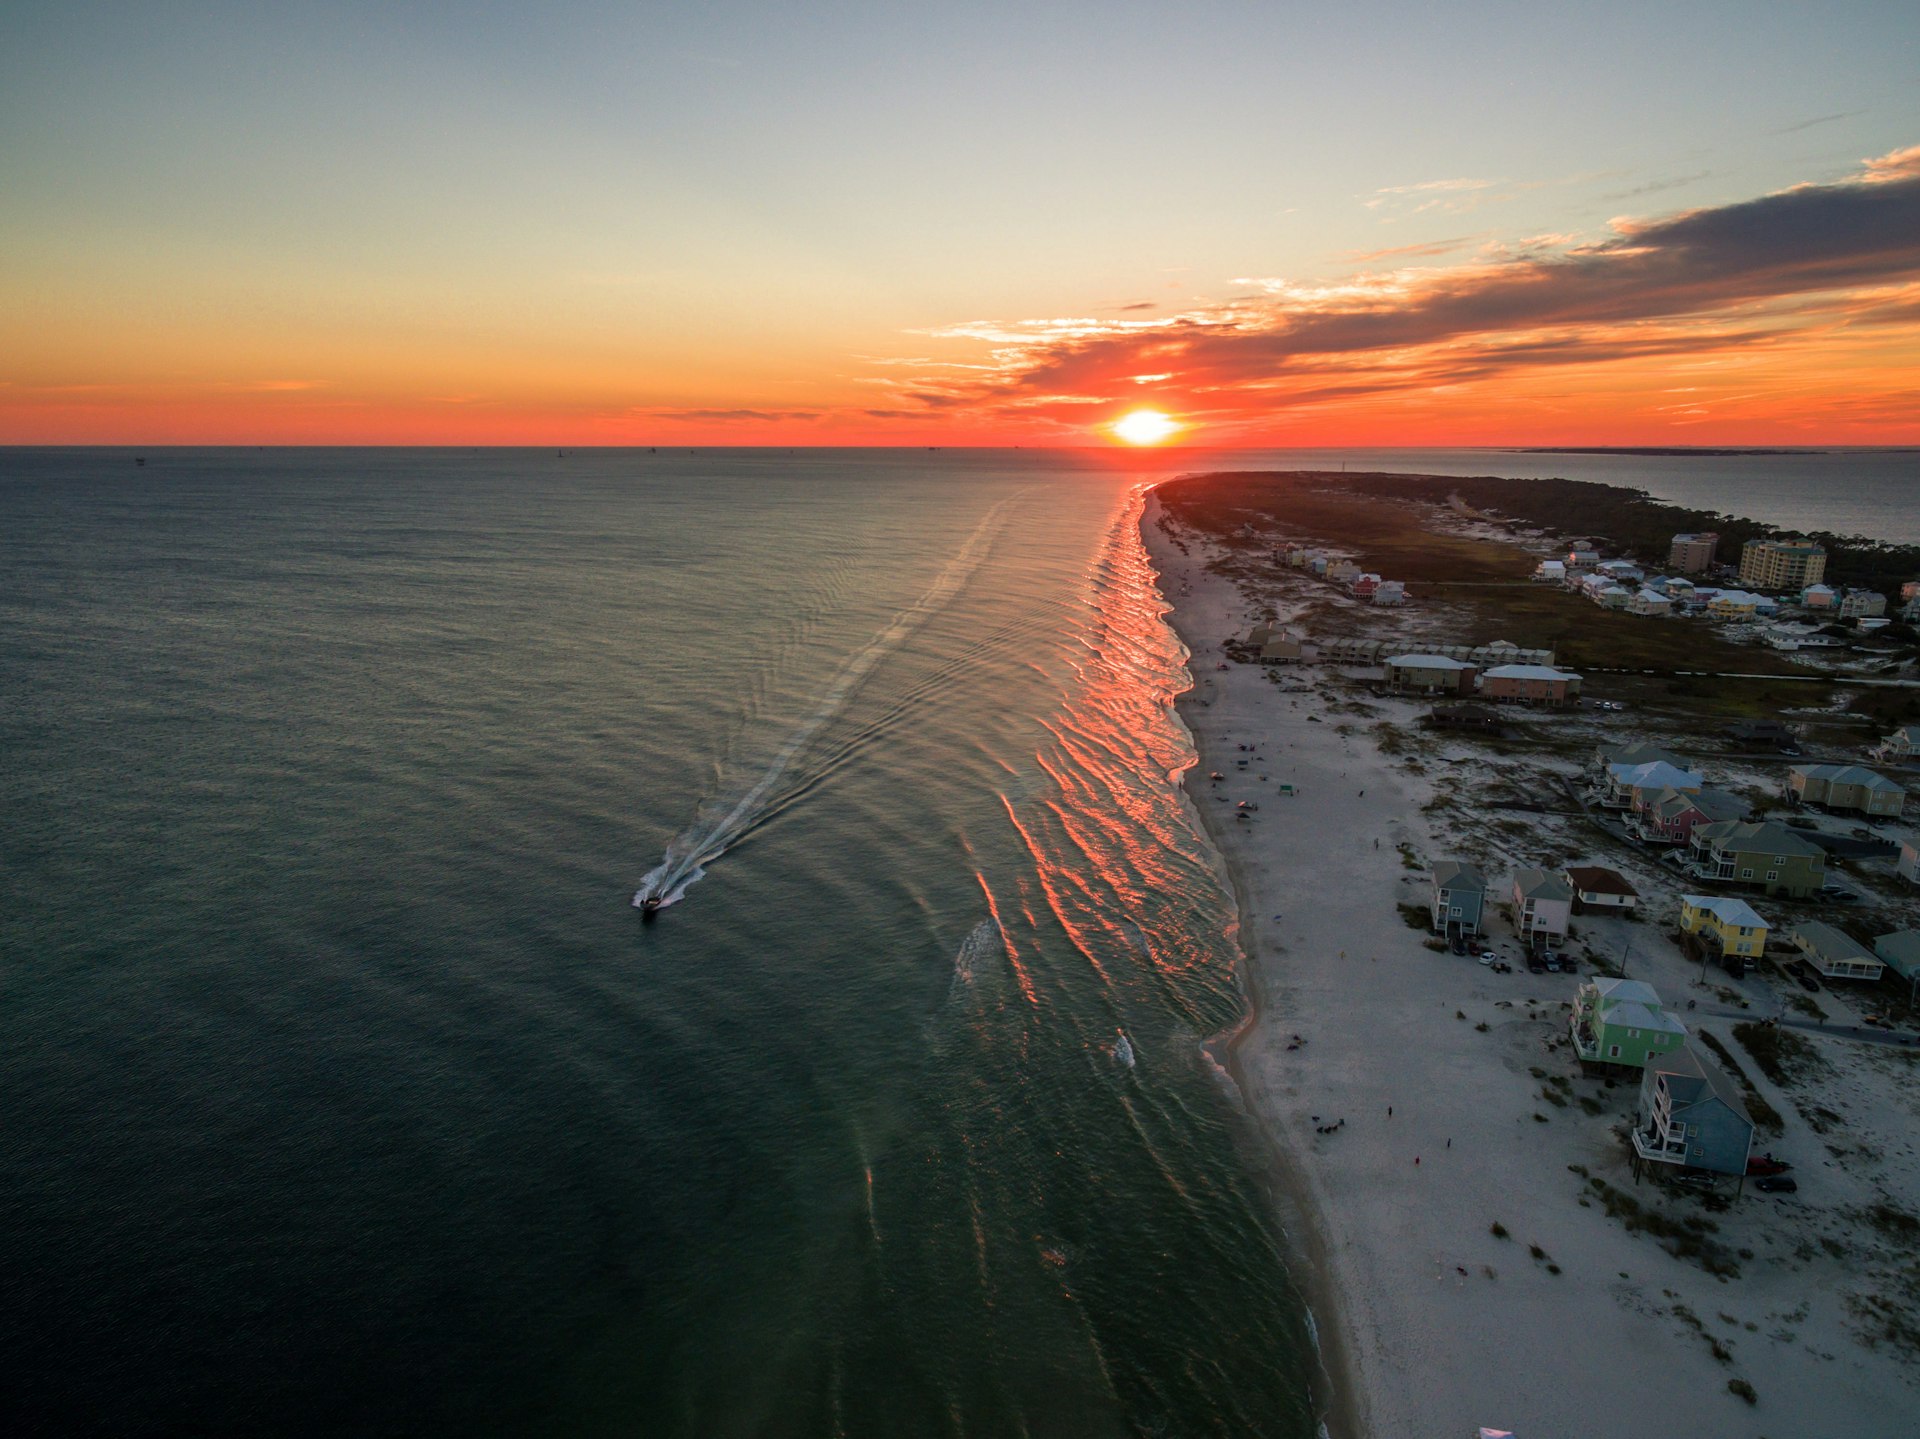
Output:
(640, 894), (663, 919)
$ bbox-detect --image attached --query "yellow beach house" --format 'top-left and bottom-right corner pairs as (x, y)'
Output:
(1679, 894), (1768, 960)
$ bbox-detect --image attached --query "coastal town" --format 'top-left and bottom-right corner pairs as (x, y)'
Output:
(1145, 472), (1920, 1439)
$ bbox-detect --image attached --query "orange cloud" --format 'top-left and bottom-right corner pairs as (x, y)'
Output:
(869, 145), (1920, 444)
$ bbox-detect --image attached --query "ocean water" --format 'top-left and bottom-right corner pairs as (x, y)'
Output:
(0, 448), (1318, 1437)
(5, 444), (1912, 1437)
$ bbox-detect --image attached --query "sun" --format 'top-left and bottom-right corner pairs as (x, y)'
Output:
(1111, 408), (1182, 445)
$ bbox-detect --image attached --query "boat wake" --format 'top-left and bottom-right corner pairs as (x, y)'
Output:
(951, 917), (1002, 989)
(635, 495), (1019, 911)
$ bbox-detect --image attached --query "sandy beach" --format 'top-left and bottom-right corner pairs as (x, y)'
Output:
(1143, 489), (1920, 1439)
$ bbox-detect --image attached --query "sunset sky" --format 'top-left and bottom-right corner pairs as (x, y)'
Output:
(3, 1), (1918, 445)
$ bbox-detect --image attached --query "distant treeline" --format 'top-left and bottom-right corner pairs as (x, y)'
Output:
(1333, 472), (1920, 598)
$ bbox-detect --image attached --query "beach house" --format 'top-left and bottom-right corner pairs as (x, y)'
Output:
(1791, 921), (1884, 981)
(1260, 635), (1313, 663)
(1533, 559), (1567, 583)
(1838, 590), (1887, 619)
(1430, 860), (1489, 936)
(1688, 820), (1826, 897)
(1629, 588), (1673, 617)
(1678, 895), (1769, 964)
(1705, 590), (1764, 621)
(1630, 786), (1747, 845)
(1385, 654), (1477, 694)
(1789, 764), (1906, 817)
(1876, 930), (1920, 1002)
(1371, 580), (1406, 606)
(1481, 664), (1582, 705)
(1899, 839), (1919, 885)
(1632, 1048), (1755, 1180)
(1592, 740), (1684, 784)
(1729, 718), (1798, 750)
(1510, 868), (1573, 944)
(1563, 866), (1639, 912)
(1870, 725), (1920, 762)
(1570, 977), (1687, 1069)
(1601, 759), (1702, 813)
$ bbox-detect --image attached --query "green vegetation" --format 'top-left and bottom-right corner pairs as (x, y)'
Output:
(1155, 474), (1832, 707)
(1338, 470), (1920, 601)
(1489, 1221), (1510, 1239)
(1728, 1378), (1757, 1405)
(1864, 1202), (1920, 1241)
(1584, 1176), (1741, 1277)
(1732, 1021), (1826, 1087)
(1398, 903), (1431, 931)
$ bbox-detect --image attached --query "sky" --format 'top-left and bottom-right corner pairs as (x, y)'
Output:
(3, 1), (1918, 445)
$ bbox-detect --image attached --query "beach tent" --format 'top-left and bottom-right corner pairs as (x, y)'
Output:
(1477, 1431), (1515, 1438)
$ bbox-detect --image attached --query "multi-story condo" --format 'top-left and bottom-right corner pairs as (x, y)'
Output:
(1668, 532), (1718, 572)
(1738, 536), (1826, 591)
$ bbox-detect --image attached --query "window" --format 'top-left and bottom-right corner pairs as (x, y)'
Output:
(1608, 1045), (1621, 1058)
(1740, 868), (1755, 879)
(1765, 871), (1779, 882)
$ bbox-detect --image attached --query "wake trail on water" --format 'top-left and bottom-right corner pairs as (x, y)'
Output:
(635, 494), (1022, 910)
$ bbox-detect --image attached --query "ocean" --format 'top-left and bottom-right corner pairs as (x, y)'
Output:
(3, 446), (1913, 1436)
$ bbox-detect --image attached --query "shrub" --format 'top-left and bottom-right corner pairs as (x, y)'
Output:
(1728, 1378), (1756, 1405)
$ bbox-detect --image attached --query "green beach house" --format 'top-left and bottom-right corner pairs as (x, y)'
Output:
(1570, 977), (1687, 1069)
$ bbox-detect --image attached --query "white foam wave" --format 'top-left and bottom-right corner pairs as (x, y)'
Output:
(635, 495), (1020, 909)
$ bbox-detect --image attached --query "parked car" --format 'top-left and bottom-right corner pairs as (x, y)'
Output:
(1450, 934), (1468, 956)
(1754, 1175), (1799, 1194)
(1794, 964), (1822, 993)
(1746, 1154), (1792, 1177)
(1821, 886), (1861, 903)
(1527, 956), (1547, 974)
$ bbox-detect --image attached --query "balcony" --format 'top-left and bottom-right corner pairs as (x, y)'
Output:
(1632, 1124), (1689, 1166)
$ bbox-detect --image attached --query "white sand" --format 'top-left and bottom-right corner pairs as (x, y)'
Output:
(1144, 495), (1920, 1438)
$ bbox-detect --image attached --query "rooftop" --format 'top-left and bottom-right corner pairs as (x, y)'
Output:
(1484, 664), (1580, 681)
(1565, 866), (1639, 897)
(1694, 820), (1825, 860)
(1681, 894), (1768, 929)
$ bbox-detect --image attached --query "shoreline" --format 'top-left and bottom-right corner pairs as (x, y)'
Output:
(1138, 481), (1920, 1437)
(1143, 491), (1367, 1439)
